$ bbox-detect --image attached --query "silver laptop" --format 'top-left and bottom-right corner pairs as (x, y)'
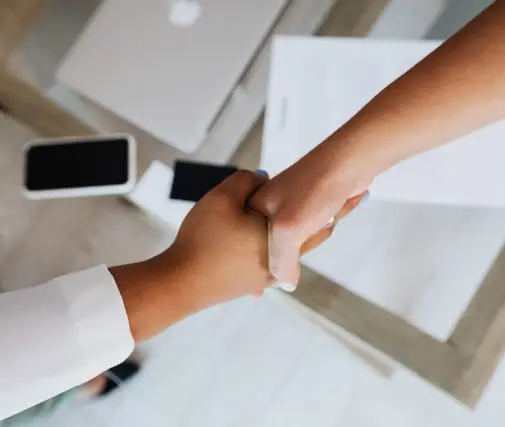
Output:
(58, 0), (288, 153)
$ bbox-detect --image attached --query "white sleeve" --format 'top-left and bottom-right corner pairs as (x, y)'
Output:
(0, 265), (135, 421)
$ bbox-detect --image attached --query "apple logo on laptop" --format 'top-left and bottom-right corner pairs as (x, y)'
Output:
(168, 0), (202, 27)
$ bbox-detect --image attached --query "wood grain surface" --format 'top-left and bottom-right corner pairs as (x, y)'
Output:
(0, 0), (47, 64)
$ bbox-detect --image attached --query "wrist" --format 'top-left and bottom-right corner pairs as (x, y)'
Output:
(328, 138), (383, 185)
(328, 110), (413, 180)
(111, 247), (197, 342)
(312, 138), (375, 197)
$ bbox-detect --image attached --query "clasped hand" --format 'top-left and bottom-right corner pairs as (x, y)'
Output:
(162, 169), (364, 309)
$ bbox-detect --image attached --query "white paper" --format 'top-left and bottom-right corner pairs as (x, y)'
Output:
(262, 36), (505, 207)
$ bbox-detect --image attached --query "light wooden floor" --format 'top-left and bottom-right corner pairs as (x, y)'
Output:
(0, 116), (175, 291)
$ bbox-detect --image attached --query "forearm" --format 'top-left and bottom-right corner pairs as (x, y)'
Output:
(0, 259), (196, 420)
(321, 1), (505, 176)
(111, 249), (196, 342)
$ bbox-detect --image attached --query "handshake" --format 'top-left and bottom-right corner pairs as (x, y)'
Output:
(118, 168), (367, 341)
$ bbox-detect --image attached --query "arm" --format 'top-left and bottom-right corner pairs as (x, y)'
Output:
(1, 169), (343, 421)
(250, 1), (505, 285)
(0, 171), (267, 420)
(322, 0), (505, 173)
(0, 168), (355, 421)
(0, 258), (202, 421)
(0, 171), (266, 420)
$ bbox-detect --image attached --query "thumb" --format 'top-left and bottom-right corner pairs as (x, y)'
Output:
(247, 177), (305, 286)
(217, 170), (269, 206)
(268, 220), (301, 286)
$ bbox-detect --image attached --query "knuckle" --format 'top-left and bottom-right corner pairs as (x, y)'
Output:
(252, 188), (290, 217)
(249, 189), (272, 212)
(218, 170), (253, 193)
(234, 169), (254, 181)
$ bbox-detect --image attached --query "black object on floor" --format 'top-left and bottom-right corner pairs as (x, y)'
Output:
(170, 160), (237, 202)
(100, 359), (141, 396)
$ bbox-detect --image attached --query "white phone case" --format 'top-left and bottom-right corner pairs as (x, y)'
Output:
(23, 134), (137, 200)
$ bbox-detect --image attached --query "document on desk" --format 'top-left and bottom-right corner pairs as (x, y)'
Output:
(262, 36), (505, 207)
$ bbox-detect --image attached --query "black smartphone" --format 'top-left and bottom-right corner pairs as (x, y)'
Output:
(24, 135), (136, 199)
(170, 160), (238, 202)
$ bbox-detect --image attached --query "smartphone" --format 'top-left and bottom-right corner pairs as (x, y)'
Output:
(23, 134), (136, 199)
(170, 160), (237, 202)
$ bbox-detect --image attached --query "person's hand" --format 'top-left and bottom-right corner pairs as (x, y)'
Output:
(168, 170), (272, 308)
(115, 170), (273, 340)
(171, 167), (352, 299)
(115, 169), (347, 341)
(248, 147), (372, 287)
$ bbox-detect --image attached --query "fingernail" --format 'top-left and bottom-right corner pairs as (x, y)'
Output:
(324, 216), (335, 228)
(360, 191), (370, 203)
(275, 282), (297, 292)
(255, 169), (269, 177)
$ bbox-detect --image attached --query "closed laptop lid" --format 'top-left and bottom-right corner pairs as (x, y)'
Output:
(58, 0), (287, 152)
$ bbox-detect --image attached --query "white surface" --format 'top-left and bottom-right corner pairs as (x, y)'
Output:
(262, 36), (505, 207)
(0, 266), (134, 421)
(23, 134), (137, 199)
(57, 0), (288, 153)
(128, 160), (193, 228)
(368, 0), (448, 38)
(261, 36), (505, 340)
(41, 296), (505, 427)
(43, 296), (384, 427)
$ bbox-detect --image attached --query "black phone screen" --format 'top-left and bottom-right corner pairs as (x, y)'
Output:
(25, 138), (129, 191)
(170, 160), (237, 202)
